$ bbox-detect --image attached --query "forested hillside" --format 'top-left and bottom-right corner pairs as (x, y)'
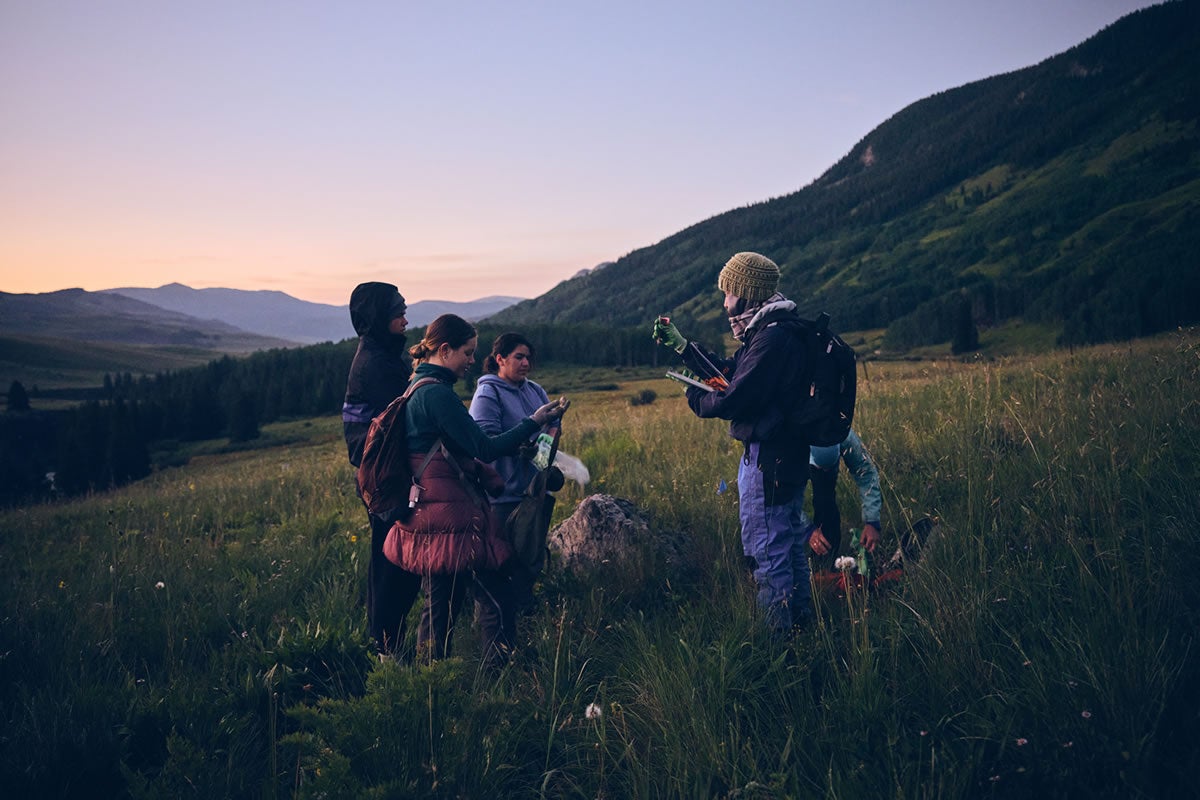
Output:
(489, 2), (1200, 349)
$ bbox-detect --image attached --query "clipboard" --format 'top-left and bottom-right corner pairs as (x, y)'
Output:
(666, 371), (715, 392)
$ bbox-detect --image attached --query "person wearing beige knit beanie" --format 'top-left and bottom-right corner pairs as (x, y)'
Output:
(718, 251), (780, 304)
(652, 251), (814, 637)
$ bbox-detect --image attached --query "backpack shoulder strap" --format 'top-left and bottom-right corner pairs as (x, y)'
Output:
(402, 376), (441, 401)
(403, 376), (447, 482)
(412, 437), (443, 482)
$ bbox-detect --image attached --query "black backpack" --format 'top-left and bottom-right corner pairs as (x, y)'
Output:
(785, 312), (857, 447)
(356, 377), (440, 519)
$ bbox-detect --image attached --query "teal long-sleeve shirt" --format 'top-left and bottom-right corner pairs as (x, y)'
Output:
(809, 429), (882, 526)
(404, 363), (539, 461)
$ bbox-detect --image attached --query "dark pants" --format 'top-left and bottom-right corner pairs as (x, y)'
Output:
(419, 569), (516, 669)
(367, 510), (422, 657)
(488, 500), (540, 613)
(809, 465), (841, 571)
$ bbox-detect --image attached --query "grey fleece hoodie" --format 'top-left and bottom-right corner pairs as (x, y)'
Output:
(468, 373), (552, 505)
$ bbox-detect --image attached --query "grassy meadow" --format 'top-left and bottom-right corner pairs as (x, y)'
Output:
(2, 333), (1198, 798)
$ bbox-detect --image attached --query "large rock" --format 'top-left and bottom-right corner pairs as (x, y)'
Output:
(549, 494), (688, 575)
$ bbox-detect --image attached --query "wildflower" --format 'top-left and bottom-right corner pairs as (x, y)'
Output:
(1016, 738), (1028, 746)
(58, 580), (66, 589)
(350, 534), (358, 544)
(717, 479), (728, 495)
(989, 775), (1001, 783)
(1022, 660), (1032, 667)
(155, 581), (165, 590)
(834, 556), (857, 571)
(919, 730), (928, 737)
(585, 703), (602, 720)
(1081, 710), (1092, 719)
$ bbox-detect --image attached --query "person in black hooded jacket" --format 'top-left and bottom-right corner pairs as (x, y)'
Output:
(342, 281), (419, 659)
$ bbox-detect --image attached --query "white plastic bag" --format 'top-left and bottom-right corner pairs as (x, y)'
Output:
(553, 451), (590, 487)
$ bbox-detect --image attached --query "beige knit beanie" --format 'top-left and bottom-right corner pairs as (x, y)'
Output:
(717, 252), (780, 303)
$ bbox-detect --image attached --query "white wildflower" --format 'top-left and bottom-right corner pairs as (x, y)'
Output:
(155, 581), (165, 590)
(585, 703), (602, 720)
(834, 556), (857, 572)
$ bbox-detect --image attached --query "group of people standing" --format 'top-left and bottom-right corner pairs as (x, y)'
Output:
(342, 282), (566, 667)
(343, 249), (886, 663)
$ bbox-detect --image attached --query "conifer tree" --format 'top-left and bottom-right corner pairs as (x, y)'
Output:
(952, 293), (980, 354)
(6, 380), (30, 412)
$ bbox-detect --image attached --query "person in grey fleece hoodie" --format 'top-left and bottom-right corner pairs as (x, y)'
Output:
(469, 333), (554, 506)
(469, 332), (557, 609)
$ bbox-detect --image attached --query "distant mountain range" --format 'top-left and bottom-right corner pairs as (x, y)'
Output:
(491, 2), (1200, 349)
(0, 285), (525, 350)
(0, 288), (294, 352)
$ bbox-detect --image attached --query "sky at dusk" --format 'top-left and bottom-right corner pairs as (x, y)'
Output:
(0, 0), (1162, 306)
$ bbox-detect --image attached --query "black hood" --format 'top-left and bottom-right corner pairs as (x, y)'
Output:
(349, 282), (406, 340)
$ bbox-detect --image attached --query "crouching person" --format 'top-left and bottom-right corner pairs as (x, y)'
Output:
(382, 314), (568, 668)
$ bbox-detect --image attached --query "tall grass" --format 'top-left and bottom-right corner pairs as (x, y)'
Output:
(2, 334), (1197, 797)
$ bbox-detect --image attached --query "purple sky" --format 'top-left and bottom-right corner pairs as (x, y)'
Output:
(0, 0), (1162, 305)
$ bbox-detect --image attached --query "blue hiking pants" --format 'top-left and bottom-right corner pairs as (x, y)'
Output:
(738, 442), (813, 632)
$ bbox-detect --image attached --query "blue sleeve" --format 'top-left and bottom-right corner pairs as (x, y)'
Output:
(841, 431), (882, 524)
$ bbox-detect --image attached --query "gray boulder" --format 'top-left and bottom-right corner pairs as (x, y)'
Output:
(549, 494), (689, 576)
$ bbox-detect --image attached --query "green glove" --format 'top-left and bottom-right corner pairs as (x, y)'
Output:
(652, 316), (687, 354)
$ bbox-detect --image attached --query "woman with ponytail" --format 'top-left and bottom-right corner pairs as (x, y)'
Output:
(386, 314), (568, 667)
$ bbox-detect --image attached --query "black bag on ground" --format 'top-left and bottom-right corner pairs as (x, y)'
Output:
(786, 312), (857, 447)
(356, 377), (440, 520)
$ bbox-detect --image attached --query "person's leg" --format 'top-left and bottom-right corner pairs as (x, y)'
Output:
(474, 569), (517, 670)
(418, 572), (468, 661)
(737, 444), (796, 634)
(808, 464), (842, 557)
(788, 493), (814, 628)
(480, 501), (536, 616)
(366, 512), (421, 658)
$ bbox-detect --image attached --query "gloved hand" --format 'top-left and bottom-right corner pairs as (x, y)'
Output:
(652, 316), (687, 353)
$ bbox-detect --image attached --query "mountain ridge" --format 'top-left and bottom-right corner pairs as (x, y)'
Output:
(0, 285), (527, 352)
(0, 288), (294, 352)
(102, 285), (526, 343)
(487, 2), (1200, 349)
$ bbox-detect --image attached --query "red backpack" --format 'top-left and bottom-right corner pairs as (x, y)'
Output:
(356, 377), (440, 518)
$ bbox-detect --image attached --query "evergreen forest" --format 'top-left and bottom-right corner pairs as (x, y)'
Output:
(0, 323), (660, 506)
